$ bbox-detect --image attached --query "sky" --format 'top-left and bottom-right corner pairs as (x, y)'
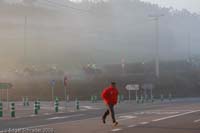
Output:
(3, 0), (200, 14)
(140, 0), (200, 14)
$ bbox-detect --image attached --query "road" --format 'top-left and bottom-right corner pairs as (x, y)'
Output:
(1, 98), (200, 133)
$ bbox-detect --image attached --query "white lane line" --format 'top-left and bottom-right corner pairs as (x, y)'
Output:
(118, 115), (137, 122)
(152, 110), (200, 122)
(44, 113), (51, 115)
(111, 128), (122, 132)
(140, 122), (149, 125)
(194, 119), (200, 123)
(46, 114), (84, 120)
(81, 106), (100, 110)
(128, 124), (137, 128)
(135, 111), (179, 115)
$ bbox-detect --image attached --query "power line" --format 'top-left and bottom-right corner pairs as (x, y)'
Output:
(42, 0), (90, 13)
(36, 0), (62, 10)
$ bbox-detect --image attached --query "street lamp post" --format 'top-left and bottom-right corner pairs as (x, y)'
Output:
(24, 16), (27, 63)
(149, 14), (164, 79)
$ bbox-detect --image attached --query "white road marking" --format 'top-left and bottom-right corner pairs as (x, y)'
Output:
(47, 114), (84, 120)
(152, 110), (200, 122)
(134, 111), (179, 115)
(4, 109), (197, 131)
(118, 115), (137, 121)
(44, 113), (50, 115)
(128, 124), (137, 128)
(41, 106), (65, 110)
(81, 106), (100, 110)
(80, 109), (87, 111)
(111, 128), (122, 132)
(140, 122), (149, 125)
(194, 119), (200, 123)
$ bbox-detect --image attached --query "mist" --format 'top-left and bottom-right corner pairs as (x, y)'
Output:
(0, 0), (200, 75)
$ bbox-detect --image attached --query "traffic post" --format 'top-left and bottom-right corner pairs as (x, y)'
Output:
(160, 94), (164, 102)
(141, 95), (144, 104)
(50, 79), (56, 104)
(26, 97), (29, 106)
(34, 101), (38, 115)
(120, 94), (124, 102)
(151, 95), (154, 103)
(91, 96), (94, 103)
(54, 97), (59, 113)
(136, 95), (139, 104)
(145, 94), (148, 102)
(168, 93), (172, 101)
(0, 102), (3, 117)
(10, 102), (15, 118)
(118, 95), (121, 103)
(23, 97), (26, 106)
(37, 99), (40, 110)
(94, 96), (97, 103)
(75, 98), (79, 110)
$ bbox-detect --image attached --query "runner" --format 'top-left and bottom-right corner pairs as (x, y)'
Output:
(101, 82), (119, 126)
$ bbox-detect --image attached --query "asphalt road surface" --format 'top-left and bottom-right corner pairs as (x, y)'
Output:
(1, 98), (200, 133)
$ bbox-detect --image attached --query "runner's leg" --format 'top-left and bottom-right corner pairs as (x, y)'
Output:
(108, 104), (116, 123)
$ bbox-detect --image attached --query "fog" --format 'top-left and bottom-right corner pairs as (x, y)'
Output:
(0, 0), (200, 74)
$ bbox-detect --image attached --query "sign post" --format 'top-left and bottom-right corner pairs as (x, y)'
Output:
(50, 80), (56, 108)
(121, 58), (125, 75)
(7, 88), (9, 110)
(142, 84), (154, 103)
(64, 76), (68, 100)
(126, 84), (139, 102)
(0, 83), (12, 111)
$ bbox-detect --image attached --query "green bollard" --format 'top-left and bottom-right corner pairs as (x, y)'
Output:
(118, 95), (121, 103)
(0, 102), (3, 117)
(121, 94), (124, 102)
(145, 95), (148, 102)
(141, 96), (144, 104)
(34, 101), (38, 115)
(160, 94), (164, 102)
(75, 98), (79, 110)
(54, 97), (59, 112)
(168, 93), (172, 101)
(91, 96), (94, 103)
(26, 97), (29, 106)
(23, 97), (26, 106)
(136, 96), (139, 104)
(11, 102), (15, 118)
(94, 96), (97, 103)
(37, 99), (40, 110)
(151, 95), (154, 103)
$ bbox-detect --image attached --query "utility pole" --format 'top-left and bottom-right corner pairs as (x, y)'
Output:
(24, 16), (27, 63)
(121, 58), (125, 75)
(187, 32), (192, 63)
(149, 14), (164, 79)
